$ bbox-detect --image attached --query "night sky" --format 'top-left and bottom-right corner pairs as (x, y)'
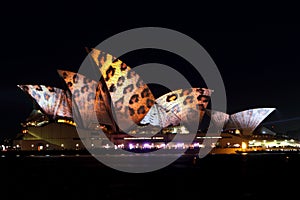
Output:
(1, 3), (300, 142)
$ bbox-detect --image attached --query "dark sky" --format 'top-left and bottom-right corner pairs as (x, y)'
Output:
(1, 3), (300, 142)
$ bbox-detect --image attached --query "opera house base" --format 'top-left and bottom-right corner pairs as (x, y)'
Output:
(11, 121), (300, 156)
(9, 124), (248, 156)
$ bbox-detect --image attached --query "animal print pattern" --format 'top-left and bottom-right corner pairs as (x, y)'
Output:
(57, 70), (114, 128)
(90, 49), (116, 72)
(18, 84), (72, 119)
(21, 49), (214, 131)
(155, 88), (213, 124)
(90, 48), (156, 125)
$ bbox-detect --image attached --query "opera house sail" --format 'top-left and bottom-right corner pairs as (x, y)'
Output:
(140, 88), (213, 131)
(225, 108), (276, 135)
(205, 110), (230, 132)
(17, 84), (73, 119)
(89, 48), (156, 132)
(56, 70), (115, 131)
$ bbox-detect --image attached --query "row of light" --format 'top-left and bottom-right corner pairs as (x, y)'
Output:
(57, 119), (76, 126)
(9, 143), (81, 150)
(248, 139), (300, 148)
(100, 142), (212, 150)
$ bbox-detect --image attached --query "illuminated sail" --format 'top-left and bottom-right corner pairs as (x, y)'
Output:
(17, 84), (72, 119)
(94, 82), (115, 127)
(89, 48), (116, 71)
(57, 70), (114, 129)
(154, 88), (213, 126)
(206, 109), (229, 132)
(90, 48), (156, 131)
(227, 108), (276, 135)
(139, 103), (181, 128)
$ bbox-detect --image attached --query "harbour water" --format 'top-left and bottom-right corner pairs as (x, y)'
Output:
(1, 151), (299, 199)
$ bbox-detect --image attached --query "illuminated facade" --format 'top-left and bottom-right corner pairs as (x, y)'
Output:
(13, 49), (283, 153)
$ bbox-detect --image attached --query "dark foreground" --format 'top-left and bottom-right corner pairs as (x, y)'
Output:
(1, 151), (299, 200)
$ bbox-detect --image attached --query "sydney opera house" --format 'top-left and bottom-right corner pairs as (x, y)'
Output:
(12, 48), (298, 153)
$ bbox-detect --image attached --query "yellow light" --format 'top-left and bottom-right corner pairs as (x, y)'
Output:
(57, 119), (76, 126)
(241, 142), (247, 150)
